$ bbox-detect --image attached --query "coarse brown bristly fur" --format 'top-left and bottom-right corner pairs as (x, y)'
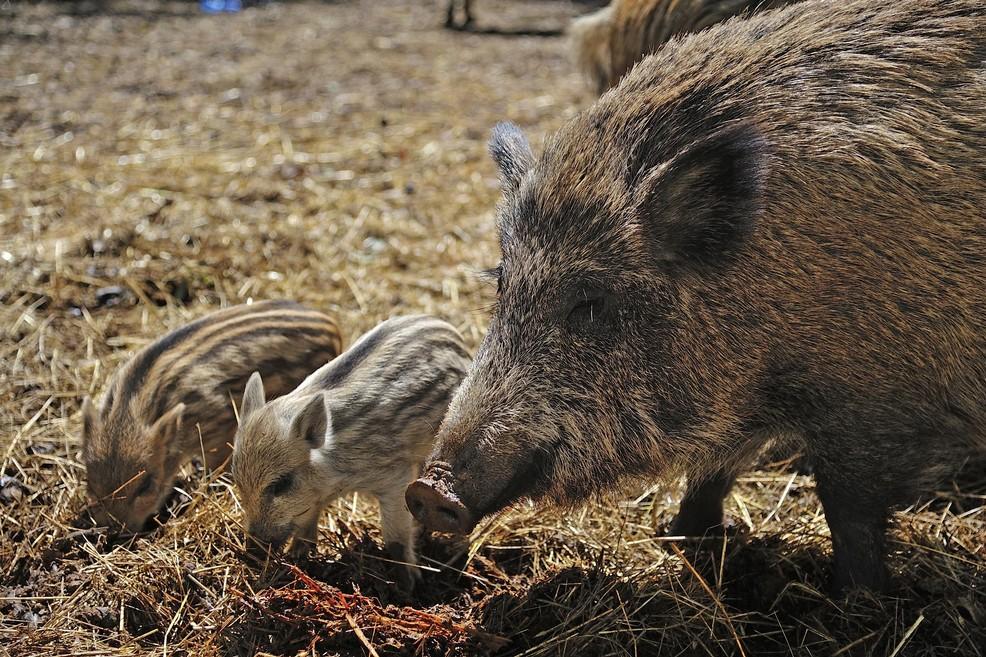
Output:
(570, 0), (806, 94)
(82, 300), (343, 532)
(414, 0), (986, 591)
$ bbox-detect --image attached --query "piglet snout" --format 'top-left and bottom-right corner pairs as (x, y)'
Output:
(244, 533), (286, 561)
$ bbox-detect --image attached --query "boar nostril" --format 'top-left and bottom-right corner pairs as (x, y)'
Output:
(407, 498), (425, 518)
(437, 504), (461, 525)
(405, 478), (473, 534)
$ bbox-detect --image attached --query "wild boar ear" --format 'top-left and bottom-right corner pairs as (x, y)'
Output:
(489, 122), (534, 192)
(240, 371), (266, 424)
(635, 122), (768, 267)
(290, 393), (330, 450)
(80, 396), (99, 458)
(150, 403), (185, 458)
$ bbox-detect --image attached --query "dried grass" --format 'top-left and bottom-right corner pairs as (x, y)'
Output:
(1, 1), (984, 656)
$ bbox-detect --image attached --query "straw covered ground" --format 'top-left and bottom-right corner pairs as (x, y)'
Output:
(1, 1), (984, 655)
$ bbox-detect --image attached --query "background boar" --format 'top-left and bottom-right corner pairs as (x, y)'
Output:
(82, 300), (343, 533)
(445, 0), (474, 29)
(407, 0), (986, 591)
(571, 0), (804, 95)
(231, 315), (470, 590)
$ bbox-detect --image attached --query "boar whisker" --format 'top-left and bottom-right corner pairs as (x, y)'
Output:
(362, 552), (441, 573)
(419, 554), (491, 584)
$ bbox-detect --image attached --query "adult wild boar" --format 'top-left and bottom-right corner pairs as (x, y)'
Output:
(571, 0), (804, 95)
(406, 0), (986, 591)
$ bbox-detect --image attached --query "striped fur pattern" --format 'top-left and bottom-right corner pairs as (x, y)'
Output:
(571, 0), (803, 94)
(81, 300), (343, 533)
(231, 315), (471, 589)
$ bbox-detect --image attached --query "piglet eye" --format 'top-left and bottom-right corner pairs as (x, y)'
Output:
(265, 473), (294, 497)
(134, 475), (155, 498)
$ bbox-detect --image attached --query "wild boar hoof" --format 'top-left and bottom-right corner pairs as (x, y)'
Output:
(667, 513), (725, 540)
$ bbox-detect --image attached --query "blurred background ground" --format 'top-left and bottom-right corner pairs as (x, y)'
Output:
(1, 1), (984, 655)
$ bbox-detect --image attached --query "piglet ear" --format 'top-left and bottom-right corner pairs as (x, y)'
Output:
(80, 396), (99, 459)
(290, 393), (330, 450)
(635, 122), (768, 267)
(489, 122), (534, 193)
(239, 371), (266, 424)
(150, 403), (185, 458)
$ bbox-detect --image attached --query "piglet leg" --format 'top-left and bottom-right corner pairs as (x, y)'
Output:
(378, 488), (422, 591)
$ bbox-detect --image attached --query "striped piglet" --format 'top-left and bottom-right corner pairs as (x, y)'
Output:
(231, 315), (471, 590)
(81, 300), (343, 533)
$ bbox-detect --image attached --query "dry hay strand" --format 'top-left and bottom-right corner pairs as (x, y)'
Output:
(2, 1), (985, 656)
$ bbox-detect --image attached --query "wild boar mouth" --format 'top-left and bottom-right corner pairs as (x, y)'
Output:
(481, 441), (557, 517)
(437, 435), (558, 525)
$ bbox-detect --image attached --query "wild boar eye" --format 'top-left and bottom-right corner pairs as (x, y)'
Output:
(134, 475), (155, 498)
(567, 294), (607, 326)
(265, 473), (294, 497)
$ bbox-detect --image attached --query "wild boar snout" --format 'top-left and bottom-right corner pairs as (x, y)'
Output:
(405, 475), (473, 534)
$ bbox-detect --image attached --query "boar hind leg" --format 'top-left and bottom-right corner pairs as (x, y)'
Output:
(378, 489), (421, 590)
(815, 475), (889, 592)
(669, 469), (737, 538)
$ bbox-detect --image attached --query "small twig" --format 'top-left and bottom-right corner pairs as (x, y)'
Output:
(832, 629), (882, 656)
(888, 613), (925, 657)
(760, 473), (798, 529)
(346, 612), (381, 657)
(2, 395), (54, 470)
(162, 590), (190, 656)
(671, 543), (748, 657)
